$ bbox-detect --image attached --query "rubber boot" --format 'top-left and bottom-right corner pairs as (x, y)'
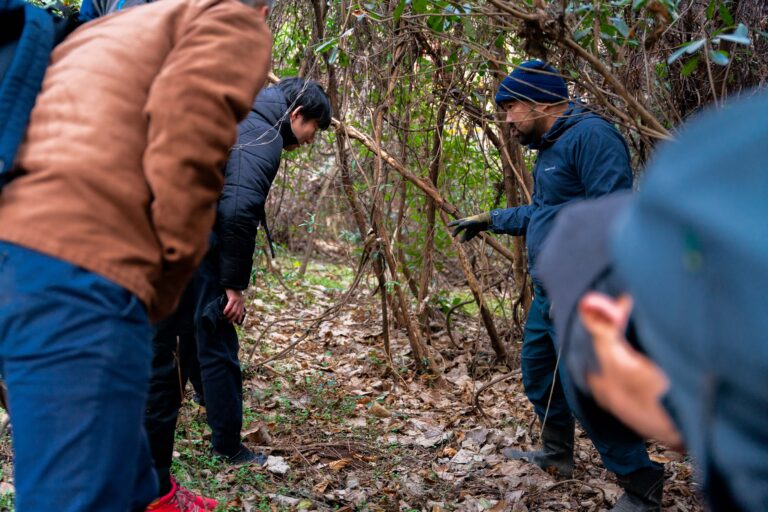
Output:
(611, 462), (664, 511)
(502, 420), (575, 478)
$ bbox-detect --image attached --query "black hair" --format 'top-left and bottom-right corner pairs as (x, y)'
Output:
(276, 77), (333, 130)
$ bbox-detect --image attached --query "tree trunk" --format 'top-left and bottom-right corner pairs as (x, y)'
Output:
(417, 99), (447, 330)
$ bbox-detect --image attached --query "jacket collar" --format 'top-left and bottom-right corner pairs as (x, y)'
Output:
(251, 87), (298, 149)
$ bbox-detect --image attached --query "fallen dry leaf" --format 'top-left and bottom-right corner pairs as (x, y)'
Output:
(649, 453), (672, 464)
(242, 424), (272, 445)
(441, 447), (458, 457)
(328, 458), (352, 471)
(368, 402), (392, 418)
(488, 500), (508, 512)
(312, 480), (329, 494)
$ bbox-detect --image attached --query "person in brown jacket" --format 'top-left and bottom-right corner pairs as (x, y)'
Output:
(0, 0), (271, 510)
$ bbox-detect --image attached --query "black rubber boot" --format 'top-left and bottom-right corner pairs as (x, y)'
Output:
(611, 462), (664, 511)
(212, 444), (268, 466)
(502, 421), (575, 478)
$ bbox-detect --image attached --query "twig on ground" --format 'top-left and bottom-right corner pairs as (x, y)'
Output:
(540, 478), (608, 509)
(473, 370), (521, 420)
(446, 299), (473, 349)
(246, 245), (373, 365)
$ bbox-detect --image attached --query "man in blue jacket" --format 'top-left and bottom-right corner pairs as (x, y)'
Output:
(450, 61), (662, 511)
(144, 77), (332, 508)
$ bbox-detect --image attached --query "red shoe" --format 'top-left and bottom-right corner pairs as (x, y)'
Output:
(146, 477), (219, 511)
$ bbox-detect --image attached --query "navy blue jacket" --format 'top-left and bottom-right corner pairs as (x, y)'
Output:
(489, 103), (632, 285)
(213, 86), (297, 290)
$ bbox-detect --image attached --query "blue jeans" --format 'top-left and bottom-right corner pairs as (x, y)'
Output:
(522, 287), (655, 476)
(0, 241), (158, 511)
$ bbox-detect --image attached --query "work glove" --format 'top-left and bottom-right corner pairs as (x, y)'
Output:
(448, 212), (492, 242)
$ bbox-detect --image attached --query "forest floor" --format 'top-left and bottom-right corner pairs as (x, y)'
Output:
(0, 254), (703, 512)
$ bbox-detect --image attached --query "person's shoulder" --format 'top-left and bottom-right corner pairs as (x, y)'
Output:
(572, 112), (616, 133)
(145, 0), (266, 26)
(566, 113), (624, 148)
(233, 124), (282, 166)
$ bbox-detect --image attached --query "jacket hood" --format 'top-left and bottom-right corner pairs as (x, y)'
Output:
(250, 86), (298, 149)
(532, 101), (596, 150)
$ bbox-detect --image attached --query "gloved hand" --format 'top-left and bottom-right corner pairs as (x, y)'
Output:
(448, 212), (492, 242)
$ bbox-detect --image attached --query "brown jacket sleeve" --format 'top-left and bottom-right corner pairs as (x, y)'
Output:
(142, 0), (272, 321)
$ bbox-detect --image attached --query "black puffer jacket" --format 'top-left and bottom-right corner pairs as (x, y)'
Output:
(214, 86), (297, 289)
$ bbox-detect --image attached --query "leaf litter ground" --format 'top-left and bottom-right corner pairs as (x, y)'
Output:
(0, 257), (703, 512)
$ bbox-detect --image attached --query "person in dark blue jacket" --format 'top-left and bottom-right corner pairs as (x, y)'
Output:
(144, 77), (331, 505)
(450, 61), (662, 511)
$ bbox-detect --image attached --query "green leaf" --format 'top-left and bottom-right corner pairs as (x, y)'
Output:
(573, 28), (591, 41)
(718, 2), (734, 25)
(667, 38), (705, 64)
(600, 23), (618, 37)
(366, 9), (382, 21)
(719, 23), (751, 45)
(681, 55), (699, 76)
(393, 0), (406, 23)
(709, 49), (729, 65)
(427, 15), (446, 32)
(338, 50), (350, 67)
(462, 14), (476, 38)
(685, 39), (706, 53)
(610, 17), (630, 38)
(412, 0), (428, 13)
(632, 0), (648, 9)
(705, 0), (716, 20)
(314, 37), (338, 54)
(666, 46), (687, 63)
(716, 34), (751, 45)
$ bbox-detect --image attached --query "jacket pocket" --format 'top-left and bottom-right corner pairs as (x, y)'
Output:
(201, 294), (226, 333)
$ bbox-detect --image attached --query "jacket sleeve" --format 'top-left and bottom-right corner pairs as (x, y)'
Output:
(142, 0), (271, 321)
(489, 204), (536, 236)
(574, 120), (633, 197)
(78, 0), (106, 21)
(216, 129), (282, 290)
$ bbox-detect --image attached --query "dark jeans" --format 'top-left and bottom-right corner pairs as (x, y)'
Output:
(0, 241), (157, 511)
(522, 286), (656, 476)
(145, 254), (242, 494)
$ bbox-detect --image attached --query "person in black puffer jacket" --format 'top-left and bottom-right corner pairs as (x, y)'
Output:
(144, 77), (332, 501)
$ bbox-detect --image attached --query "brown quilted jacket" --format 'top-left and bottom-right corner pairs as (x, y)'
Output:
(0, 0), (271, 321)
